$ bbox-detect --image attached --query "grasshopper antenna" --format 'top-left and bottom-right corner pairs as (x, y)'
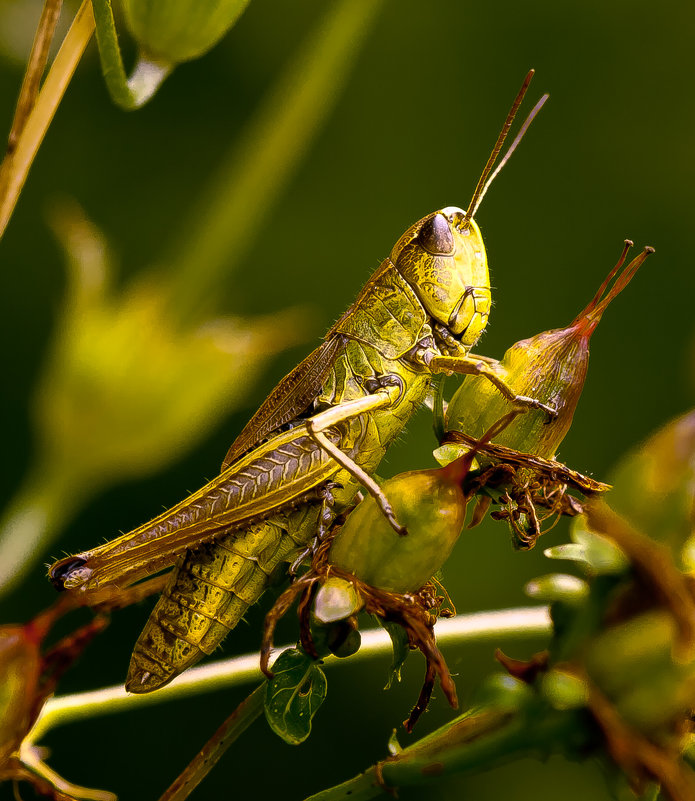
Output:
(464, 69), (548, 222)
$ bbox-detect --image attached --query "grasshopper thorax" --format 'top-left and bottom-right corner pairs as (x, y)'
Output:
(391, 207), (491, 349)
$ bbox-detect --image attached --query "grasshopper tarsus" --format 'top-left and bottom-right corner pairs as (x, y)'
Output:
(512, 394), (558, 421)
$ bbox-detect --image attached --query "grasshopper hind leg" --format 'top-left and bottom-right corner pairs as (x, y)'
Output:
(126, 512), (322, 693)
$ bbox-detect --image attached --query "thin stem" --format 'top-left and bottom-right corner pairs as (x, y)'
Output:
(28, 606), (551, 743)
(158, 684), (265, 801)
(91, 0), (171, 110)
(6, 0), (63, 153)
(0, 0), (95, 240)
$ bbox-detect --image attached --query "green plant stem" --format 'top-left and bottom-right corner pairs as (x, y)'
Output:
(304, 704), (580, 801)
(27, 607), (550, 744)
(91, 0), (171, 110)
(158, 683), (265, 801)
(164, 0), (386, 324)
(0, 0), (94, 240)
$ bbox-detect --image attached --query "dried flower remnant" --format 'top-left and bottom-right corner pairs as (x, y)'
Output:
(0, 600), (113, 800)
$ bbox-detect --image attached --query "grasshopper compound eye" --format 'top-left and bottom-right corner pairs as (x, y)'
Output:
(418, 213), (455, 255)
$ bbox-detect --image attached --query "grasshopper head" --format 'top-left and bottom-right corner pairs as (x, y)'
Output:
(391, 207), (491, 348)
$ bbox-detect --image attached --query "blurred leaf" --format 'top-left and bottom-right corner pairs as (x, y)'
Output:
(264, 648), (327, 746)
(604, 410), (695, 569)
(548, 526), (629, 575)
(0, 201), (307, 594)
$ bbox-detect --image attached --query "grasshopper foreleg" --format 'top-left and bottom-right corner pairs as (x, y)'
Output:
(304, 383), (408, 536)
(427, 354), (558, 419)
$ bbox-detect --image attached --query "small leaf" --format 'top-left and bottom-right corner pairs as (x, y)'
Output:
(264, 648), (327, 745)
(387, 729), (402, 756)
(378, 618), (410, 690)
(547, 524), (629, 575)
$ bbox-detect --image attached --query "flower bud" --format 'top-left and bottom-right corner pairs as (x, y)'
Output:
(540, 668), (589, 710)
(121, 0), (251, 65)
(313, 577), (362, 624)
(584, 611), (695, 738)
(445, 242), (652, 460)
(328, 467), (467, 594)
(524, 573), (589, 604)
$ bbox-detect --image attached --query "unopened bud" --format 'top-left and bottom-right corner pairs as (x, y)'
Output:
(524, 573), (589, 603)
(446, 242), (652, 460)
(328, 468), (467, 594)
(122, 0), (251, 65)
(313, 577), (362, 624)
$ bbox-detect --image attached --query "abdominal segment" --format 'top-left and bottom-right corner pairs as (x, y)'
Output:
(126, 507), (319, 693)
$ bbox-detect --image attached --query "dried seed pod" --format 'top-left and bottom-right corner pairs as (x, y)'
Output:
(328, 467), (467, 594)
(445, 242), (653, 460)
(121, 0), (251, 65)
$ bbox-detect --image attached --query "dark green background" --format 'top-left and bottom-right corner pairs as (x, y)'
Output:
(1, 0), (693, 798)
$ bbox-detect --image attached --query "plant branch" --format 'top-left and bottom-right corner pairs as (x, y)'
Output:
(157, 683), (266, 801)
(303, 704), (578, 801)
(28, 606), (550, 743)
(0, 0), (95, 240)
(6, 0), (63, 153)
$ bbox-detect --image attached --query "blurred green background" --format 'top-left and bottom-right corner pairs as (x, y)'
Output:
(0, 0), (693, 798)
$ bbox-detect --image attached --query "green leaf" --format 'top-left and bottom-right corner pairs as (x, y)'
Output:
(378, 618), (410, 690)
(264, 648), (327, 745)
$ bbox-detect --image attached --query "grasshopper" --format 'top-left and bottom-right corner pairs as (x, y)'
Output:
(49, 71), (553, 693)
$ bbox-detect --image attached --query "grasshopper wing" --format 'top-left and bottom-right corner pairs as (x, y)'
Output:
(50, 425), (342, 594)
(222, 335), (342, 469)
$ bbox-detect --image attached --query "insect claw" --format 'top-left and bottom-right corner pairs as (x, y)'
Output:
(513, 394), (557, 421)
(289, 548), (310, 575)
(541, 402), (559, 422)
